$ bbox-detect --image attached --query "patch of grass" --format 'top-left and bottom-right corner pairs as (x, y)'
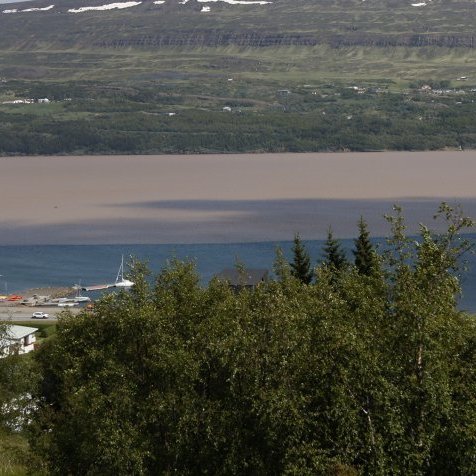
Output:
(0, 103), (65, 116)
(0, 46), (475, 83)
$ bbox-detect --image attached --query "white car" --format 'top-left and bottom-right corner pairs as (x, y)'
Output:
(32, 311), (49, 319)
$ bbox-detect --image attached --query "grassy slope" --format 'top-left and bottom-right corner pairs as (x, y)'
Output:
(0, 0), (475, 82)
(1, 46), (476, 83)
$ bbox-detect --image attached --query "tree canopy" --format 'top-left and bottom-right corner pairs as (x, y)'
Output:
(22, 205), (476, 475)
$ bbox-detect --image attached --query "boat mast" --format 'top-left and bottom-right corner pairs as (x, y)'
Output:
(115, 255), (124, 284)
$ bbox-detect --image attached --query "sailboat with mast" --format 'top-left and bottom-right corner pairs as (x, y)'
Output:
(79, 256), (134, 291)
(114, 255), (134, 288)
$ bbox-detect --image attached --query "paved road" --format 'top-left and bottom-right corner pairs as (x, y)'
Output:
(0, 306), (81, 321)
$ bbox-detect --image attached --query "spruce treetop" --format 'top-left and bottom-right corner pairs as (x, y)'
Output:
(353, 216), (377, 276)
(323, 227), (348, 271)
(290, 233), (313, 284)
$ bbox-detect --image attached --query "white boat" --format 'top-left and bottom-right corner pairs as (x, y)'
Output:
(80, 283), (113, 292)
(114, 255), (134, 288)
(72, 286), (91, 303)
(73, 295), (91, 303)
(76, 257), (134, 292)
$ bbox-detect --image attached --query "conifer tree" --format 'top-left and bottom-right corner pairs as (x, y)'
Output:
(290, 233), (313, 284)
(274, 246), (292, 283)
(323, 227), (348, 270)
(353, 216), (377, 275)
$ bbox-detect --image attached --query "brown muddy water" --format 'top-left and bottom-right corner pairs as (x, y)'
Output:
(1, 151), (475, 244)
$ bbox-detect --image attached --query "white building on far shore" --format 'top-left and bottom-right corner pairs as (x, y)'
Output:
(0, 325), (38, 357)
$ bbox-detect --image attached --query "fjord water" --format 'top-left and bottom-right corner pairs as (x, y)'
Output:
(0, 237), (475, 312)
(2, 154), (476, 310)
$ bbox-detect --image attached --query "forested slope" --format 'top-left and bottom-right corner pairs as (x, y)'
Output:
(1, 0), (476, 154)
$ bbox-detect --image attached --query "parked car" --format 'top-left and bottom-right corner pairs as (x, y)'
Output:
(32, 311), (49, 319)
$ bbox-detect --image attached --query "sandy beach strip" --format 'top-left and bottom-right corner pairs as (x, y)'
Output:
(1, 151), (475, 244)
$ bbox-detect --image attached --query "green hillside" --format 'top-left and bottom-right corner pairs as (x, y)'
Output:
(1, 0), (476, 81)
(0, 0), (475, 154)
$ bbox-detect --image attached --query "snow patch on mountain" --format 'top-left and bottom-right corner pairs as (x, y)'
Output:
(2, 3), (53, 12)
(197, 0), (272, 4)
(1, 0), (273, 15)
(68, 1), (141, 12)
(23, 4), (53, 10)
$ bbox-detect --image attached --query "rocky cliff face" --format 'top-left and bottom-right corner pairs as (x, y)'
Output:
(96, 31), (476, 49)
(1, 0), (475, 51)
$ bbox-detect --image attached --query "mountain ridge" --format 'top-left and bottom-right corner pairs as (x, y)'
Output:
(1, 0), (475, 53)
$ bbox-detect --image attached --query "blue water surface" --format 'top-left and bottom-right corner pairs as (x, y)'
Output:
(0, 237), (474, 312)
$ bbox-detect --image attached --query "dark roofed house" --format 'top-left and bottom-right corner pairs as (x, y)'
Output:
(216, 268), (269, 291)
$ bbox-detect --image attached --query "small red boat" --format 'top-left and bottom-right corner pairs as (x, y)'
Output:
(7, 294), (23, 301)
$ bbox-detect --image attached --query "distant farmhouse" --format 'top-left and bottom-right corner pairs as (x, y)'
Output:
(0, 325), (38, 357)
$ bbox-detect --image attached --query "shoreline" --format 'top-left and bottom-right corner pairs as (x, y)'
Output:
(0, 237), (475, 312)
(0, 287), (83, 320)
(0, 147), (471, 158)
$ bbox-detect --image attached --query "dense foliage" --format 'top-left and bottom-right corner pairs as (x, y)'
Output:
(25, 205), (476, 475)
(0, 323), (41, 475)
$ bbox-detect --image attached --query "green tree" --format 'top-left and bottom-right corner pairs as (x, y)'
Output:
(290, 233), (313, 284)
(381, 203), (475, 474)
(353, 216), (377, 275)
(273, 246), (292, 283)
(322, 227), (348, 271)
(29, 205), (476, 475)
(0, 324), (39, 432)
